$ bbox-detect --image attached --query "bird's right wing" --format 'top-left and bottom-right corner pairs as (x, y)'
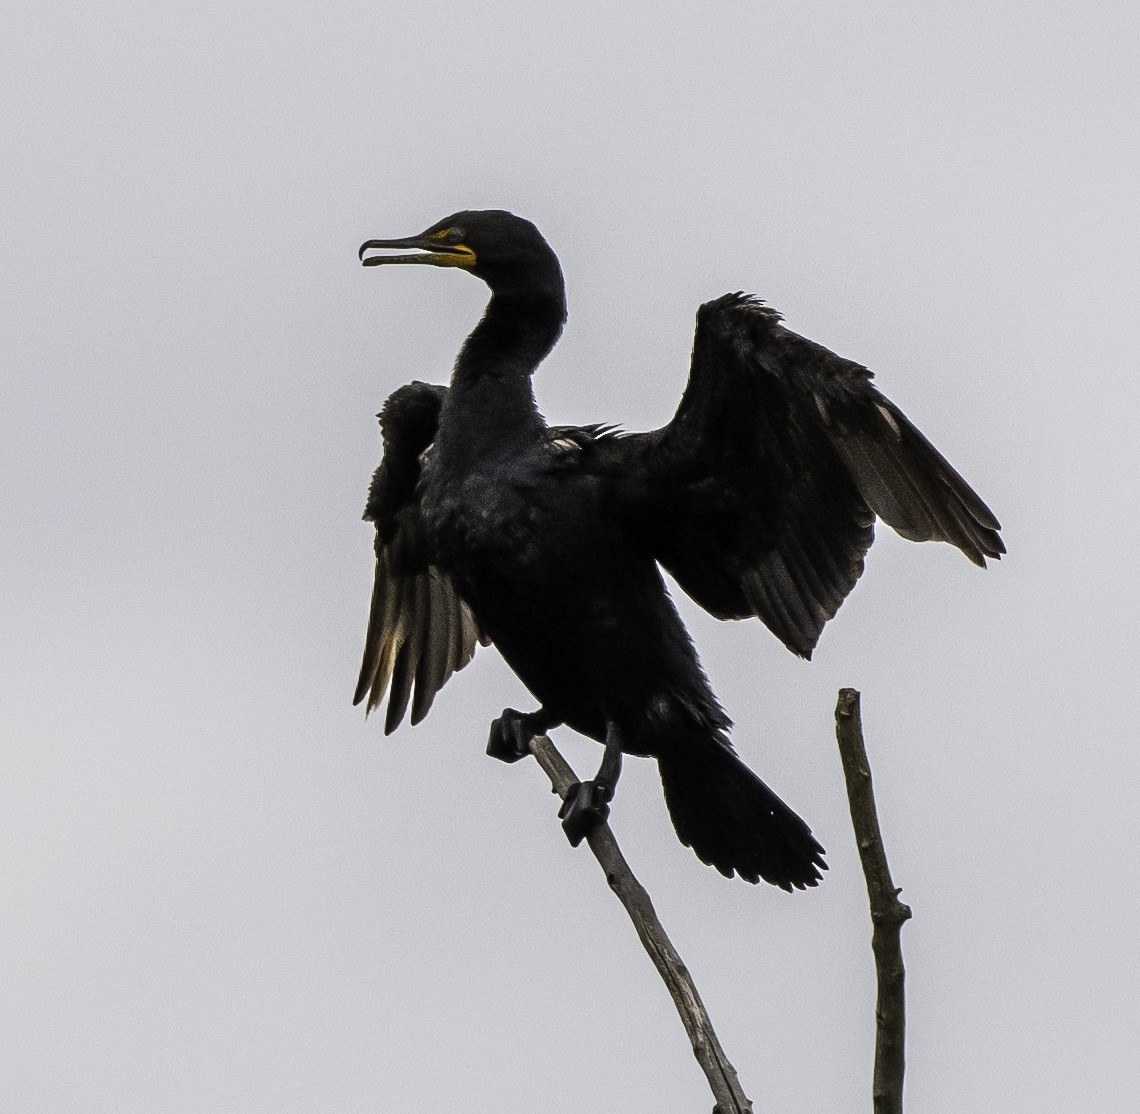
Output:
(353, 382), (488, 734)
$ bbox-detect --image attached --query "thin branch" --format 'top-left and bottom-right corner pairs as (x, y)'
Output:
(527, 733), (754, 1114)
(835, 689), (912, 1114)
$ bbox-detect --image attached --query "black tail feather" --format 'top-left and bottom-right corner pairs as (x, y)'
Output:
(658, 744), (825, 890)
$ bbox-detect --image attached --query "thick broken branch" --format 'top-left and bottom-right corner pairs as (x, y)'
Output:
(835, 689), (912, 1114)
(528, 733), (754, 1114)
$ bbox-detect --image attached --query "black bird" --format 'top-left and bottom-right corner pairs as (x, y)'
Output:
(353, 210), (1003, 890)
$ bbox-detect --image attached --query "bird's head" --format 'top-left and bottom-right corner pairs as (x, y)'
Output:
(359, 209), (564, 303)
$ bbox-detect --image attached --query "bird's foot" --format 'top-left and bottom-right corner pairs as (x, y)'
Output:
(558, 780), (613, 846)
(486, 708), (542, 764)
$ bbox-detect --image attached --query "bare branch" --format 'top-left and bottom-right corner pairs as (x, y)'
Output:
(835, 689), (912, 1114)
(528, 733), (754, 1114)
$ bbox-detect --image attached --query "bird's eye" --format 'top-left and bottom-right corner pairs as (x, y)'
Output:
(443, 227), (465, 245)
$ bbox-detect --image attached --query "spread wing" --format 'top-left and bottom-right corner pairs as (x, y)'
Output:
(353, 382), (488, 733)
(598, 294), (1004, 658)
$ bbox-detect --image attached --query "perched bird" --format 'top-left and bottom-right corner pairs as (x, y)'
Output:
(353, 210), (1003, 890)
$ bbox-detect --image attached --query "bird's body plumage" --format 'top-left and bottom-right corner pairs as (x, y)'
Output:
(353, 210), (1003, 889)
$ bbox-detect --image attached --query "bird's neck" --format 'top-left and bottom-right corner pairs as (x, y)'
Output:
(438, 284), (566, 463)
(452, 285), (566, 389)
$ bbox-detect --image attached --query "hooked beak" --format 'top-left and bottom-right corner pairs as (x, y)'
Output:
(358, 234), (476, 269)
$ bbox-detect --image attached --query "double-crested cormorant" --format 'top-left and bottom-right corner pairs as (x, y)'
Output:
(353, 210), (1003, 890)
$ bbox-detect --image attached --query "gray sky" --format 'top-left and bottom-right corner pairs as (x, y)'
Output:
(4, 2), (1138, 1111)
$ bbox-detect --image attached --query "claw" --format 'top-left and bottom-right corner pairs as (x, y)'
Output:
(487, 708), (547, 763)
(558, 780), (612, 846)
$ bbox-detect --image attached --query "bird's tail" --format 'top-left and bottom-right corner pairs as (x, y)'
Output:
(658, 743), (825, 890)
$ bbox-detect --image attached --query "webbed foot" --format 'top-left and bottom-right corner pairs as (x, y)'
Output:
(487, 708), (553, 764)
(558, 780), (613, 846)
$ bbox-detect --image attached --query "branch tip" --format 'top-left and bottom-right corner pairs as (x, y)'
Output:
(834, 690), (909, 1114)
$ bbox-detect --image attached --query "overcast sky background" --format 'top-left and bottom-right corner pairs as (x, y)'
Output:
(4, 2), (1138, 1111)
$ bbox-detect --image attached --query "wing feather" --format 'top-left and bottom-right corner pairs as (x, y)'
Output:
(352, 382), (488, 732)
(598, 294), (1002, 657)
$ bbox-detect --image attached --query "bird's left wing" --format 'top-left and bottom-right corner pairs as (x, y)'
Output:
(353, 382), (488, 733)
(594, 294), (1003, 658)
